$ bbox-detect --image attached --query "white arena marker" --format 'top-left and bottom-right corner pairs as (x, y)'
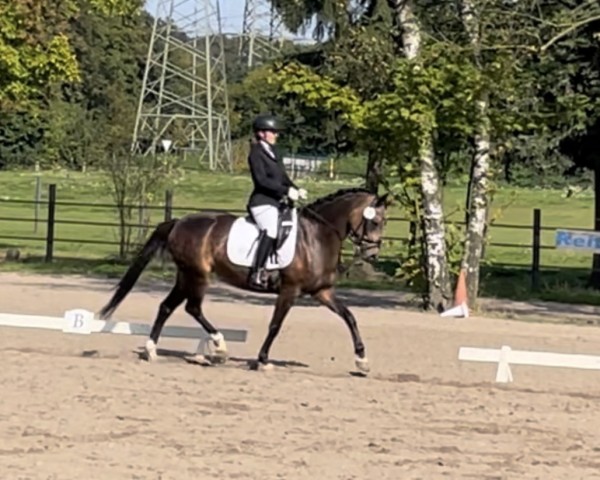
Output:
(495, 345), (513, 383)
(63, 309), (94, 335)
(459, 345), (600, 383)
(0, 311), (248, 345)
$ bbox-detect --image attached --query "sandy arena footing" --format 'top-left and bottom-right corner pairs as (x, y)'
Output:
(1, 272), (600, 479)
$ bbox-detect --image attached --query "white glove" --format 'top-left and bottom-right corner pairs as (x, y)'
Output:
(287, 187), (299, 201)
(298, 188), (308, 200)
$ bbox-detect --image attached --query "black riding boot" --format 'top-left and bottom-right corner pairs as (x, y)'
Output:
(249, 234), (275, 289)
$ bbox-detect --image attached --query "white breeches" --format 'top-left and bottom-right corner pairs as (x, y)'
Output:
(249, 205), (279, 239)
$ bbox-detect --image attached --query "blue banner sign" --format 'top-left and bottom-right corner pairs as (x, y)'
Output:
(555, 229), (600, 252)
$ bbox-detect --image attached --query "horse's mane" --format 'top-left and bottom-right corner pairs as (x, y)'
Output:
(300, 187), (372, 215)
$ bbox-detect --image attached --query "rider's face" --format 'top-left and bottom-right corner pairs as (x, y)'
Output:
(259, 130), (278, 145)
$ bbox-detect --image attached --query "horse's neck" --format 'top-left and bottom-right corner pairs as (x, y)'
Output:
(303, 197), (361, 238)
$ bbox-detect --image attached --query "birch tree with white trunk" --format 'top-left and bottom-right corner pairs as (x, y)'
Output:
(389, 0), (452, 311)
(458, 0), (492, 307)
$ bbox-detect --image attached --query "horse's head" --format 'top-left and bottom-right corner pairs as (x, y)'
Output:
(301, 188), (393, 262)
(348, 192), (392, 261)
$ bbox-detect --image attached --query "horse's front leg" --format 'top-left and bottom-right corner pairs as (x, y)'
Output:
(313, 287), (369, 373)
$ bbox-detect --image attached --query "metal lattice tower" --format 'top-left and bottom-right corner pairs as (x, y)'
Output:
(132, 0), (232, 171)
(239, 0), (284, 69)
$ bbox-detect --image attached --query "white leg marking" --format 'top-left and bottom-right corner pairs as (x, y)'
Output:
(211, 332), (225, 345)
(210, 332), (228, 361)
(145, 339), (158, 361)
(355, 355), (370, 373)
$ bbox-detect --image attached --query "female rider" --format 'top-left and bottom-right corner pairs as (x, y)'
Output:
(246, 114), (307, 289)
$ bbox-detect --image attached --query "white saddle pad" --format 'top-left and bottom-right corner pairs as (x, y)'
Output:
(226, 208), (299, 270)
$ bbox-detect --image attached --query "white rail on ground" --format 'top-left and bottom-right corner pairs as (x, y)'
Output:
(458, 345), (600, 383)
(0, 309), (248, 354)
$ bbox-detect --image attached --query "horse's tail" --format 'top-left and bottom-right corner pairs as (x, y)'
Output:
(98, 219), (178, 320)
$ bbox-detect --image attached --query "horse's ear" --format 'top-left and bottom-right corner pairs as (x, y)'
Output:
(376, 193), (392, 207)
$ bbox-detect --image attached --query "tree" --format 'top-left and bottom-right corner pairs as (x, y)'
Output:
(0, 0), (142, 109)
(0, 108), (45, 168)
(454, 0), (501, 307)
(0, 1), (78, 108)
(320, 13), (397, 191)
(229, 62), (355, 170)
(389, 0), (452, 311)
(267, 0), (481, 310)
(102, 152), (183, 259)
(538, 3), (600, 287)
(40, 97), (97, 169)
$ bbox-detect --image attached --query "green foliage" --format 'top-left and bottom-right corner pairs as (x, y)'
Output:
(2, 0), (600, 302)
(269, 62), (362, 121)
(40, 98), (96, 169)
(359, 45), (481, 159)
(229, 61), (359, 157)
(0, 0), (142, 108)
(0, 0), (149, 168)
(322, 14), (397, 99)
(0, 7), (79, 106)
(386, 162), (467, 291)
(0, 109), (45, 168)
(87, 0), (142, 16)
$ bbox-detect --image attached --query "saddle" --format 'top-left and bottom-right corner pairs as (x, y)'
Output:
(227, 202), (299, 271)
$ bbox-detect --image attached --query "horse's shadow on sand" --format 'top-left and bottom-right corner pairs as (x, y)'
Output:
(131, 347), (310, 370)
(79, 347), (367, 377)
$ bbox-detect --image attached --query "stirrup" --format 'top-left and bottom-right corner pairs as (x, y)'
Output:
(248, 269), (268, 289)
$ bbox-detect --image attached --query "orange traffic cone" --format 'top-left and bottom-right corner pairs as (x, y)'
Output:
(440, 268), (469, 318)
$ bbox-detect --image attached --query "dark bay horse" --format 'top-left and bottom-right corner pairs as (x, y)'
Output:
(98, 187), (391, 373)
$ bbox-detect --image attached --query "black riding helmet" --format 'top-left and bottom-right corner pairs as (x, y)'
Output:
(252, 114), (283, 133)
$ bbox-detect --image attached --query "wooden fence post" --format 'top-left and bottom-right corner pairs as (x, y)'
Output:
(33, 176), (41, 233)
(531, 208), (541, 291)
(164, 190), (173, 221)
(45, 184), (56, 263)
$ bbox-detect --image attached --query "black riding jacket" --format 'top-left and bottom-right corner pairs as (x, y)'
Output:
(247, 140), (297, 208)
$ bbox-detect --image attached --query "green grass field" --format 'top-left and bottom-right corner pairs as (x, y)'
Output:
(1, 168), (599, 305)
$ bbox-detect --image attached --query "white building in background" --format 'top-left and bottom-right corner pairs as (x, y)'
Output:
(283, 154), (330, 178)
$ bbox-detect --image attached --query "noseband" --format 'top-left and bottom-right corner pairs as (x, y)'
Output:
(348, 201), (383, 251)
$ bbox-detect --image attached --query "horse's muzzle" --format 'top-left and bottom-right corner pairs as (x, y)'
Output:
(359, 244), (380, 262)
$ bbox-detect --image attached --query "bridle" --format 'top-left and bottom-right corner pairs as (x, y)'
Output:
(294, 197), (382, 251)
(348, 212), (383, 251)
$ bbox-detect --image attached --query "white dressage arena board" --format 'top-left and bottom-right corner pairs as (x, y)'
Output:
(0, 309), (248, 342)
(226, 208), (298, 270)
(459, 345), (600, 383)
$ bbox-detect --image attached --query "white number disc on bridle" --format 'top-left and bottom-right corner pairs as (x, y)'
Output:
(363, 206), (376, 220)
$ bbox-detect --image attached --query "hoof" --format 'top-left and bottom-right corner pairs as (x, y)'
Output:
(213, 353), (228, 364)
(209, 333), (228, 363)
(249, 360), (274, 371)
(259, 362), (275, 372)
(206, 353), (227, 365)
(188, 354), (213, 366)
(355, 356), (370, 374)
(196, 334), (229, 365)
(145, 340), (158, 362)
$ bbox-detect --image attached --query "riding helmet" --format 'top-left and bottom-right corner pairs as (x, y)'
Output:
(252, 114), (283, 133)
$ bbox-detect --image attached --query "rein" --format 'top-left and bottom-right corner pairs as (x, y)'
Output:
(293, 197), (378, 274)
(300, 204), (345, 241)
(300, 204), (351, 272)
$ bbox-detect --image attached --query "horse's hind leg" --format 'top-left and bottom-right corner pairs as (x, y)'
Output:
(184, 273), (228, 363)
(145, 280), (186, 361)
(253, 286), (298, 371)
